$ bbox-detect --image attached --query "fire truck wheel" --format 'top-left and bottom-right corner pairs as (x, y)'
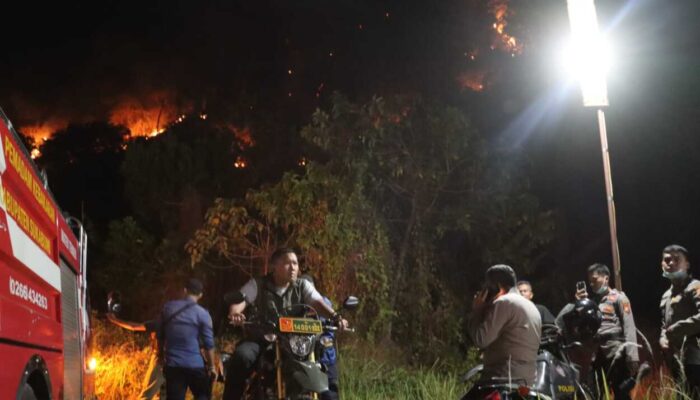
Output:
(19, 383), (38, 400)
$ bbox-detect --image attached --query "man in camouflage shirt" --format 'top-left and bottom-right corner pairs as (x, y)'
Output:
(659, 244), (700, 398)
(575, 263), (639, 400)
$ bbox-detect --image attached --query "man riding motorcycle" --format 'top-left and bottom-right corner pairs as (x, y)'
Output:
(223, 248), (348, 400)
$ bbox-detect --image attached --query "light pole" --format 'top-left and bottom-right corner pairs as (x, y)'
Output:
(566, 0), (622, 290)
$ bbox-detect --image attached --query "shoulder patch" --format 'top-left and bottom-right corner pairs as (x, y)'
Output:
(601, 304), (615, 314)
(622, 300), (631, 314)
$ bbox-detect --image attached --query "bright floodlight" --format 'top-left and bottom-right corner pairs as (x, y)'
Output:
(566, 0), (609, 107)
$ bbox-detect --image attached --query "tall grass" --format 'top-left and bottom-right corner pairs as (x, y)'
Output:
(338, 341), (477, 400)
(93, 317), (696, 400)
(339, 357), (465, 399)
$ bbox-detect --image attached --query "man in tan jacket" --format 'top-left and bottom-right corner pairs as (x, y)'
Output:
(468, 264), (542, 385)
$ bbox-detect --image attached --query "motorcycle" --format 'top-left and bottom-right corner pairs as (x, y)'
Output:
(533, 324), (593, 400)
(460, 325), (591, 400)
(224, 293), (358, 400)
(460, 366), (550, 400)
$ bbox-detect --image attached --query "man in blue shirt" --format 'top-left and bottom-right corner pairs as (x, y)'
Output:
(159, 278), (217, 400)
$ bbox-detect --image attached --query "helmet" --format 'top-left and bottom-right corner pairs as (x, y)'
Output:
(562, 298), (602, 341)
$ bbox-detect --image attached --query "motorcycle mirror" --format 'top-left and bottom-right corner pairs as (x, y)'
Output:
(107, 291), (122, 315)
(224, 291), (246, 305)
(342, 296), (360, 311)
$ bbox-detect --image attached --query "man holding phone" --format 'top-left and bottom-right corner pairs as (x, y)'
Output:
(567, 264), (640, 400)
(467, 264), (542, 385)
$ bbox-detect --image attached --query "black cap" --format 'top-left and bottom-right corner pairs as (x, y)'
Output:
(185, 278), (204, 295)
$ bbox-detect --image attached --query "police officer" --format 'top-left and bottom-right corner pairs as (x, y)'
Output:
(659, 244), (700, 397)
(576, 263), (639, 400)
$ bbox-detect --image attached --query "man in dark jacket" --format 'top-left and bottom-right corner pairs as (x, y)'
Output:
(659, 244), (700, 398)
(517, 280), (556, 326)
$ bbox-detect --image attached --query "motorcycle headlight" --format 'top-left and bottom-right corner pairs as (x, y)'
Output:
(288, 334), (314, 357)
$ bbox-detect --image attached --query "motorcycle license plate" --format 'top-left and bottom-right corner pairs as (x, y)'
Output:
(278, 317), (323, 334)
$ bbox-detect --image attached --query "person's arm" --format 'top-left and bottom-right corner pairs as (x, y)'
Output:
(106, 313), (147, 332)
(467, 298), (510, 349)
(667, 282), (700, 339)
(302, 281), (348, 329)
(228, 279), (256, 326)
(617, 292), (640, 364)
(228, 301), (248, 325)
(554, 303), (574, 333)
(199, 309), (218, 380)
(539, 305), (556, 326)
(660, 292), (670, 350)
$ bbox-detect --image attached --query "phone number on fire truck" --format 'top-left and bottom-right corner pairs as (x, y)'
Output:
(9, 276), (48, 310)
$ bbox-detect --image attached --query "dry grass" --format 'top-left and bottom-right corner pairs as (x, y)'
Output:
(91, 317), (155, 399)
(91, 317), (226, 399)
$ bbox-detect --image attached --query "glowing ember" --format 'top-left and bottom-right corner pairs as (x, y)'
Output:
(465, 49), (479, 61)
(233, 156), (248, 169)
(298, 157), (308, 167)
(457, 70), (487, 92)
(488, 0), (523, 55)
(230, 125), (255, 149)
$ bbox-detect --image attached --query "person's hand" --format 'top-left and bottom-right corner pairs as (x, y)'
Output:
(660, 336), (670, 351)
(207, 364), (219, 382)
(627, 360), (640, 376)
(575, 288), (588, 300)
(472, 289), (489, 311)
(331, 312), (350, 331)
(228, 311), (246, 326)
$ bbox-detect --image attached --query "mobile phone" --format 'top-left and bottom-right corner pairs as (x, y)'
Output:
(576, 281), (586, 292)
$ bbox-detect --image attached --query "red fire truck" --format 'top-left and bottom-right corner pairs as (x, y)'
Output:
(0, 109), (94, 399)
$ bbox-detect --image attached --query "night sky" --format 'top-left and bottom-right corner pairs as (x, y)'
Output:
(1, 0), (699, 332)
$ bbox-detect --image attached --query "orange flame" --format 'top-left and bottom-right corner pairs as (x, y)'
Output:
(488, 0), (523, 56)
(20, 120), (67, 142)
(109, 91), (187, 138)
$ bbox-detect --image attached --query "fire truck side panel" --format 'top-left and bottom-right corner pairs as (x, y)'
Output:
(58, 218), (80, 273)
(0, 341), (63, 399)
(60, 258), (82, 399)
(0, 258), (61, 347)
(0, 110), (90, 399)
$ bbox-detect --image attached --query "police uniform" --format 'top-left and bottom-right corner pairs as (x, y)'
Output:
(590, 288), (639, 400)
(660, 277), (700, 395)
